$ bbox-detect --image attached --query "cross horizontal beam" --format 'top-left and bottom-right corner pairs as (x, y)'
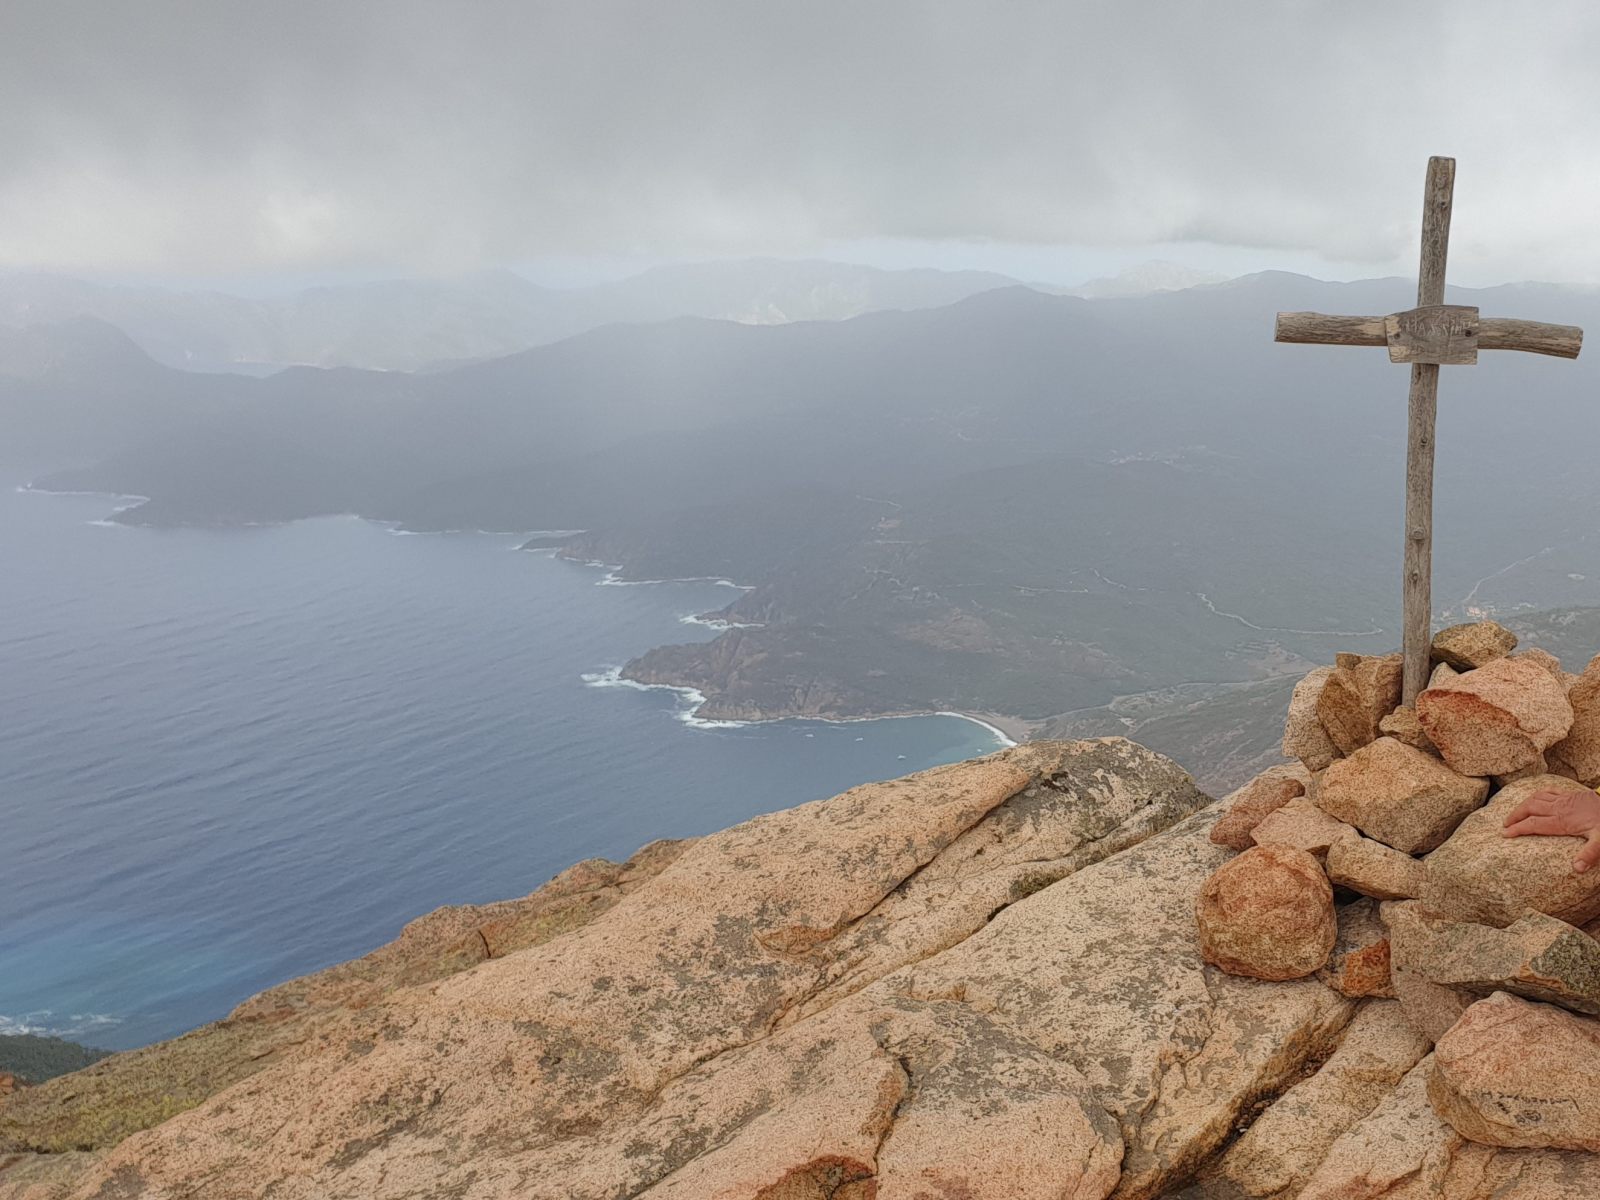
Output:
(1275, 309), (1582, 359)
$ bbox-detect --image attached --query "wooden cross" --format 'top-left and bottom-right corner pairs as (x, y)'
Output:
(1274, 156), (1584, 704)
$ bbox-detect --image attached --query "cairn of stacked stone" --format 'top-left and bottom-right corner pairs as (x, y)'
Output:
(1196, 620), (1600, 1156)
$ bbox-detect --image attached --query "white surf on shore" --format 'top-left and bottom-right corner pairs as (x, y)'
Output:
(0, 1009), (121, 1041)
(569, 557), (753, 591)
(17, 481), (151, 527)
(677, 612), (763, 630)
(581, 664), (1014, 746)
(580, 664), (748, 729)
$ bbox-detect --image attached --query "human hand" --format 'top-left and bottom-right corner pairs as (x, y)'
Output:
(1501, 787), (1600, 874)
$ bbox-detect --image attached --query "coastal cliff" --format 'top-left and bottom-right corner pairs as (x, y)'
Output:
(624, 627), (871, 722)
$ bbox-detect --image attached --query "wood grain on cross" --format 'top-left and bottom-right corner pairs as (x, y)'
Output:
(1274, 156), (1584, 704)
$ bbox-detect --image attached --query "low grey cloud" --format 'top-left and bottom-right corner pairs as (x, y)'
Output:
(4, 0), (1599, 280)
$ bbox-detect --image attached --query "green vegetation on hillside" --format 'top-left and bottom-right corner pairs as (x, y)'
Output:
(0, 1034), (110, 1085)
(1038, 674), (1301, 796)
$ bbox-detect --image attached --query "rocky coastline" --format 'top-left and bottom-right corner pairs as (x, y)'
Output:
(542, 540), (1046, 742)
(619, 633), (1036, 742)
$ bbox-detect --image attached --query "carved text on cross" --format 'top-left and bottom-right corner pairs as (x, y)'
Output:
(1271, 156), (1583, 704)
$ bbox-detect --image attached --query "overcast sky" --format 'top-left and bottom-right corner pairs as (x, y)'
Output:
(4, 0), (1600, 288)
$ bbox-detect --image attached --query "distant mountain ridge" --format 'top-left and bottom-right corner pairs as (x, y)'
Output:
(0, 260), (1030, 373)
(1061, 259), (1229, 298)
(0, 258), (1228, 373)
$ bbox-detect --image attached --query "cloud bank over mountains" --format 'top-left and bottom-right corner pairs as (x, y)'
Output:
(4, 1), (1600, 282)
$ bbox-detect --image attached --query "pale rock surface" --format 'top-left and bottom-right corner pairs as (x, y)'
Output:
(1318, 898), (1394, 999)
(1385, 901), (1475, 1044)
(0, 837), (695, 1156)
(1548, 654), (1600, 786)
(1315, 737), (1488, 854)
(1210, 771), (1305, 852)
(0, 741), (1213, 1200)
(780, 739), (1214, 1024)
(1325, 830), (1425, 901)
(1515, 646), (1571, 684)
(6, 742), (1357, 1200)
(1298, 1056), (1600, 1200)
(38, 702), (1600, 1200)
(1299, 1059), (1455, 1200)
(1275, 761), (1315, 786)
(1417, 656), (1574, 777)
(1421, 775), (1600, 928)
(621, 992), (1126, 1200)
(1196, 844), (1337, 980)
(0, 1155), (103, 1199)
(1429, 660), (1459, 689)
(1282, 666), (1339, 772)
(1429, 991), (1600, 1151)
(1316, 653), (1403, 756)
(20, 705), (1600, 1200)
(1198, 1000), (1428, 1199)
(1396, 909), (1600, 1016)
(893, 807), (1354, 1198)
(1430, 620), (1517, 670)
(1376, 705), (1432, 753)
(1248, 797), (1353, 857)
(860, 999), (1126, 1199)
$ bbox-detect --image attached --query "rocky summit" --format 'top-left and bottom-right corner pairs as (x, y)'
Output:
(7, 624), (1600, 1198)
(1194, 620), (1600, 1195)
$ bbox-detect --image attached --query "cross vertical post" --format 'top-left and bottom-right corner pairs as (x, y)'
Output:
(1402, 156), (1455, 704)
(1274, 158), (1582, 711)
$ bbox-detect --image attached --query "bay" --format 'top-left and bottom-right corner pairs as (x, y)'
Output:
(0, 468), (1002, 1050)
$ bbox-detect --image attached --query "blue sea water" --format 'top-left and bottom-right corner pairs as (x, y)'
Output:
(0, 469), (1003, 1050)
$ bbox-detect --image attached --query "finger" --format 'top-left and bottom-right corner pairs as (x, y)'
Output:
(1502, 815), (1573, 838)
(1503, 796), (1554, 826)
(1576, 831), (1600, 875)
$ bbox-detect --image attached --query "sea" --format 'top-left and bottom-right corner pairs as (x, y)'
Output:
(0, 467), (1004, 1051)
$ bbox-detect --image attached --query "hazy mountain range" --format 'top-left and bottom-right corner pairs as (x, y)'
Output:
(0, 259), (1223, 374)
(1065, 260), (1226, 299)
(6, 264), (1598, 784)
